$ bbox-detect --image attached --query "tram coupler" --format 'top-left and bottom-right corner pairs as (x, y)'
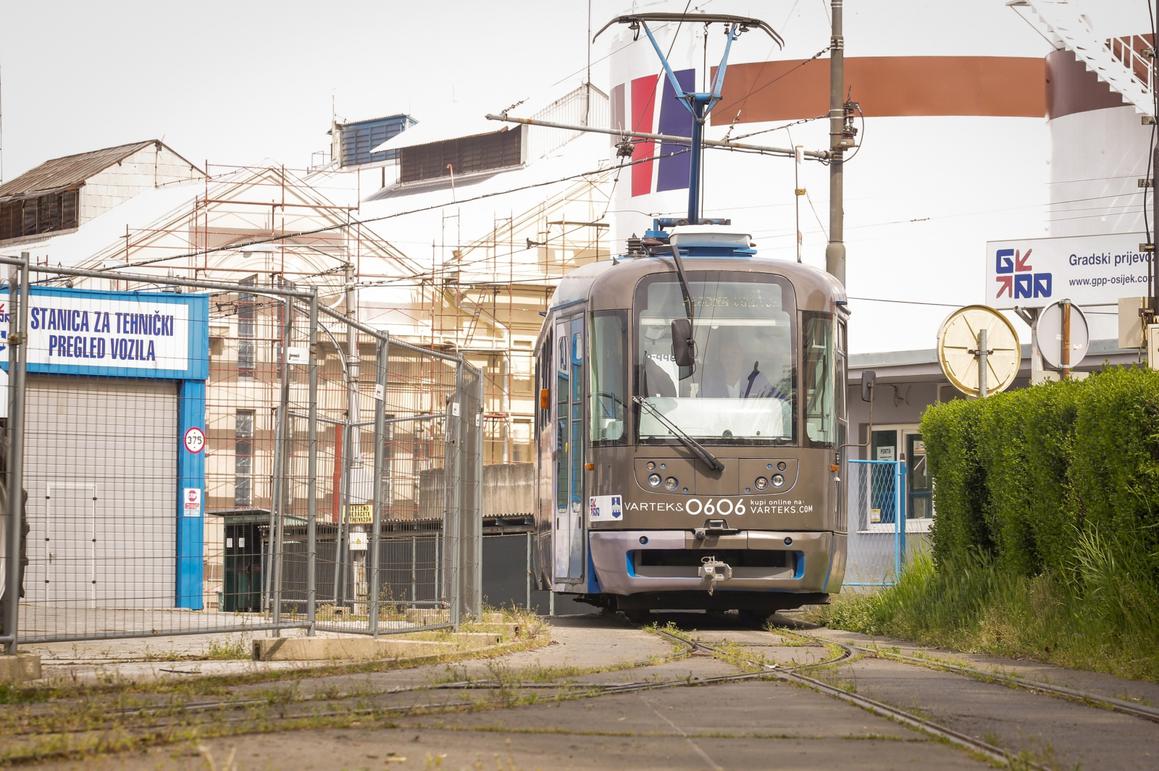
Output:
(694, 520), (738, 540)
(698, 555), (733, 595)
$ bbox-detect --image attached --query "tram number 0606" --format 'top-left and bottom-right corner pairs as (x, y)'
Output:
(685, 499), (746, 517)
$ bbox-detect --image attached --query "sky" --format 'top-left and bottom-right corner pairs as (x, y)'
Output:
(0, 0), (611, 179)
(1, 1), (1150, 356)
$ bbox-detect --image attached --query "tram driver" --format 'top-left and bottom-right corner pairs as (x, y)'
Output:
(699, 335), (788, 400)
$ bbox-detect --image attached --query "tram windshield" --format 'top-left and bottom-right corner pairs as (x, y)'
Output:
(636, 272), (795, 443)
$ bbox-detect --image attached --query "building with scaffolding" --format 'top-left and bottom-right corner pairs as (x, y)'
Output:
(354, 81), (613, 464)
(0, 80), (615, 604)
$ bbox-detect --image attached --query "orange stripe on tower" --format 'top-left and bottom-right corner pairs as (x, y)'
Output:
(714, 56), (1046, 123)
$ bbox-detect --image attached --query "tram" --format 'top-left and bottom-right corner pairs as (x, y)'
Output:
(532, 12), (849, 621)
(532, 221), (848, 620)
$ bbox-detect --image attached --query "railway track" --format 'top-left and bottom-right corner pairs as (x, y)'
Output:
(764, 624), (1159, 727)
(8, 616), (1156, 768)
(651, 625), (1045, 770)
(2, 647), (787, 749)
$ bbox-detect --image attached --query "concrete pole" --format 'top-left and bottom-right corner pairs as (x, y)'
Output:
(825, 0), (846, 285)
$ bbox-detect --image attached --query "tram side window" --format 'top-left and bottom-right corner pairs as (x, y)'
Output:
(804, 313), (836, 446)
(837, 320), (848, 423)
(535, 335), (552, 434)
(589, 311), (627, 443)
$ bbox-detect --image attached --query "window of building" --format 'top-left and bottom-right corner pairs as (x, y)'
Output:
(235, 409), (255, 507)
(0, 189), (80, 241)
(238, 275), (257, 377)
(399, 127), (523, 184)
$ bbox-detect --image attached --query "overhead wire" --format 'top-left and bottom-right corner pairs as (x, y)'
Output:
(95, 146), (699, 274)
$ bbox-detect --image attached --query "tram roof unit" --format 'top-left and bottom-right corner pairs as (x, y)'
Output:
(545, 222), (847, 317)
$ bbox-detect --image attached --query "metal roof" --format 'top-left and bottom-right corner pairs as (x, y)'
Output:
(0, 140), (196, 201)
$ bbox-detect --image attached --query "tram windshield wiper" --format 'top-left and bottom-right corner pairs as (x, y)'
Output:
(633, 396), (725, 472)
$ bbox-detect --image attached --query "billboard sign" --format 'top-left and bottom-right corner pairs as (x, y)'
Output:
(986, 232), (1151, 310)
(1, 286), (208, 380)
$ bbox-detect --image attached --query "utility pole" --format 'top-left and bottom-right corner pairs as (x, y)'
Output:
(1153, 141), (1158, 315)
(825, 0), (846, 285)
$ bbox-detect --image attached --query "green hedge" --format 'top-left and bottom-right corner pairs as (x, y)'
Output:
(920, 367), (1159, 579)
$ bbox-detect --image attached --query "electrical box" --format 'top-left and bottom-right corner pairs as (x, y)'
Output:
(1148, 325), (1159, 370)
(1119, 297), (1146, 349)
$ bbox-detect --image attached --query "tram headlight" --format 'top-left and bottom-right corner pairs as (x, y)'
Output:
(754, 476), (768, 490)
(771, 473), (785, 488)
(648, 473), (662, 487)
(663, 476), (678, 491)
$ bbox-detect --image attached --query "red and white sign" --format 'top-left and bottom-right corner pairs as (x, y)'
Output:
(183, 426), (206, 454)
(183, 487), (202, 517)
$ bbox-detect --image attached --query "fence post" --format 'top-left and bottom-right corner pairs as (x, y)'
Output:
(447, 364), (463, 629)
(368, 335), (389, 636)
(333, 421), (349, 605)
(306, 289), (319, 634)
(269, 296), (293, 626)
(893, 460), (903, 581)
(525, 531), (532, 610)
(2, 254), (29, 654)
(899, 461), (908, 571)
(410, 535), (417, 605)
(471, 370), (483, 619)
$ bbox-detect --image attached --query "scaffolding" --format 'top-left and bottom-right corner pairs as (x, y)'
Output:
(424, 172), (613, 464)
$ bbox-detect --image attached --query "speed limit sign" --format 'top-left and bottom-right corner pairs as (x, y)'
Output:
(184, 426), (206, 454)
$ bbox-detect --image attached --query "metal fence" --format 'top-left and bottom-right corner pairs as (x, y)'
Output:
(845, 459), (908, 588)
(0, 254), (482, 650)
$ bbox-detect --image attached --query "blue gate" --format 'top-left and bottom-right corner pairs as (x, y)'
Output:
(845, 459), (907, 587)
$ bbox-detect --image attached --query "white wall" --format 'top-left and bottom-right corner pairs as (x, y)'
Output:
(80, 144), (203, 224)
(601, 0), (1053, 355)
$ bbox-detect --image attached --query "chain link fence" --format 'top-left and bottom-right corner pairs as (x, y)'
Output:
(0, 254), (482, 650)
(845, 459), (908, 588)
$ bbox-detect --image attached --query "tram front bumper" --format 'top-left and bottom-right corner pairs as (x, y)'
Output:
(589, 529), (835, 596)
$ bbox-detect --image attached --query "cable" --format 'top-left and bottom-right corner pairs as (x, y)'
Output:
(846, 296), (966, 309)
(550, 0), (720, 89)
(716, 46), (831, 127)
(410, 152), (630, 280)
(96, 149), (689, 273)
(729, 113), (827, 142)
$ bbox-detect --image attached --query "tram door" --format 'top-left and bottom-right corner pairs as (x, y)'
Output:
(552, 313), (586, 585)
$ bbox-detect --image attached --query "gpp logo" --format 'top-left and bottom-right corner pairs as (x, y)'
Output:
(995, 248), (1052, 299)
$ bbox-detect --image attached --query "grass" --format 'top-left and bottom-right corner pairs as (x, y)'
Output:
(819, 543), (1159, 682)
(0, 609), (554, 765)
(205, 637), (250, 660)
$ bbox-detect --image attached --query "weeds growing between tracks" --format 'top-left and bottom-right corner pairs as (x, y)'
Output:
(820, 548), (1159, 682)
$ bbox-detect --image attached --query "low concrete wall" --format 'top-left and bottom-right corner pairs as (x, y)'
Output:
(419, 462), (533, 519)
